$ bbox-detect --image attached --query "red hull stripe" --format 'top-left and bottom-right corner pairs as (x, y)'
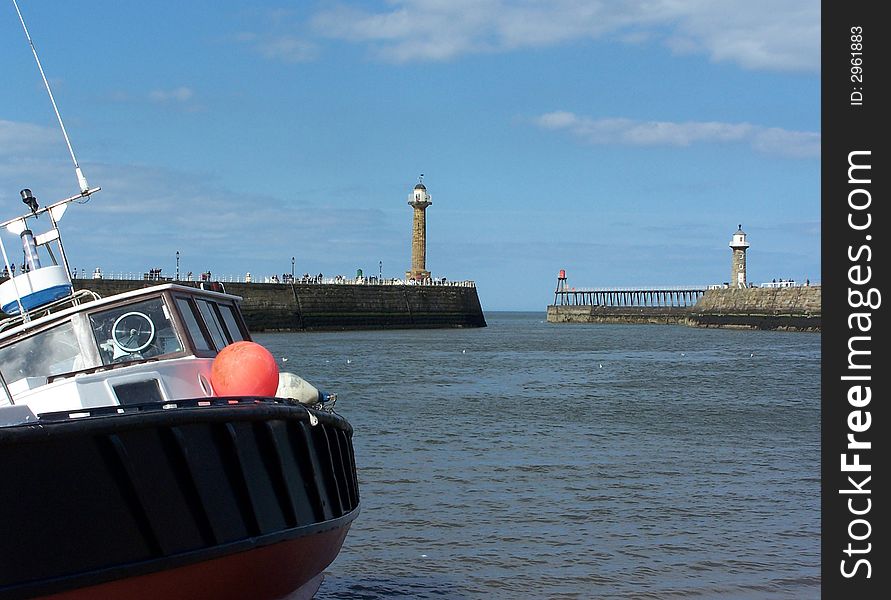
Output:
(39, 524), (352, 600)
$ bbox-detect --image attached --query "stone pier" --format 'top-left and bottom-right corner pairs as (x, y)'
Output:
(547, 285), (821, 332)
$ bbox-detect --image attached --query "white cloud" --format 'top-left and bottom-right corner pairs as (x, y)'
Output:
(750, 127), (821, 159)
(237, 32), (318, 63)
(667, 0), (819, 72)
(0, 120), (78, 200)
(534, 111), (820, 158)
(0, 120), (59, 157)
(307, 0), (818, 71)
(149, 87), (195, 103)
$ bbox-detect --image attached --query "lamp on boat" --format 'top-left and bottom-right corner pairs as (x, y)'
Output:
(21, 229), (41, 271)
(20, 188), (39, 214)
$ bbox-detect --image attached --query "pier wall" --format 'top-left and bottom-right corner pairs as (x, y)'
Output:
(546, 305), (691, 325)
(687, 285), (821, 332)
(6, 279), (486, 331)
(547, 286), (821, 332)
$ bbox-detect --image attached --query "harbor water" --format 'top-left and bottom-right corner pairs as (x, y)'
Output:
(255, 312), (821, 599)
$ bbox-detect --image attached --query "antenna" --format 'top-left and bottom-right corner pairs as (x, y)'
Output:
(12, 0), (90, 194)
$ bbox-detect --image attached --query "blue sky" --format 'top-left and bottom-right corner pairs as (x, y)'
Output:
(1, 1), (820, 311)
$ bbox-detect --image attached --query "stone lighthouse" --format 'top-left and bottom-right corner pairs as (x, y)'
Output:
(729, 224), (750, 288)
(406, 176), (432, 280)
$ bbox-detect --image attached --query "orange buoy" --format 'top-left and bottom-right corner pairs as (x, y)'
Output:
(211, 341), (280, 397)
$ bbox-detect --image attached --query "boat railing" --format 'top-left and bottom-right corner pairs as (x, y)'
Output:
(0, 289), (101, 333)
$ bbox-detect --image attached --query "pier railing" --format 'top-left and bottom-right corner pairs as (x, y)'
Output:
(554, 286), (708, 308)
(71, 272), (476, 288)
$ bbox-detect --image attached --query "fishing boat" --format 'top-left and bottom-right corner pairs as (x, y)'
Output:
(0, 3), (359, 599)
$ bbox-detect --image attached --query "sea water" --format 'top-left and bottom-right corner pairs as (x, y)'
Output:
(254, 312), (821, 599)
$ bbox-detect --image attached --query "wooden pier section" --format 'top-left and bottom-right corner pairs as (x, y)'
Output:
(553, 285), (707, 308)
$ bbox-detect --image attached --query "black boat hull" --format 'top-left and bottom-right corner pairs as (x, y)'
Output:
(0, 399), (359, 599)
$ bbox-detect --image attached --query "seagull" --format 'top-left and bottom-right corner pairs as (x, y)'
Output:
(346, 359), (352, 364)
(750, 352), (755, 358)
(281, 357), (288, 362)
(680, 352), (686, 357)
(462, 349), (466, 354)
(599, 363), (603, 369)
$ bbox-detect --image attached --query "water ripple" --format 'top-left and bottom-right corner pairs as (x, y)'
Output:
(256, 315), (820, 599)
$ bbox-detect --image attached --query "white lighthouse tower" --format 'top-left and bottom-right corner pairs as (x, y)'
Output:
(729, 224), (750, 288)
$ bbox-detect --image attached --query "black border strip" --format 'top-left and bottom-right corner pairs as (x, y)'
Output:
(822, 2), (888, 596)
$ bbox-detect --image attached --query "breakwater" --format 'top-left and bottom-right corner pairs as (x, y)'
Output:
(686, 285), (820, 332)
(2, 278), (486, 331)
(547, 286), (821, 332)
(547, 305), (691, 325)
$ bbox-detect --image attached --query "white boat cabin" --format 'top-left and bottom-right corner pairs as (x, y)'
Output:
(0, 284), (248, 415)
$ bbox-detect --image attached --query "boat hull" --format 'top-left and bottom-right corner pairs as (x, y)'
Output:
(38, 521), (352, 600)
(0, 399), (359, 600)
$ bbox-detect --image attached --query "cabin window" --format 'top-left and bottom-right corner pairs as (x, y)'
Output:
(176, 298), (211, 352)
(217, 303), (246, 342)
(89, 298), (184, 365)
(175, 297), (212, 352)
(196, 299), (228, 349)
(0, 321), (86, 384)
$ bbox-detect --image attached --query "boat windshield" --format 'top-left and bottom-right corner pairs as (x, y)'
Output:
(89, 297), (184, 366)
(0, 321), (85, 385)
